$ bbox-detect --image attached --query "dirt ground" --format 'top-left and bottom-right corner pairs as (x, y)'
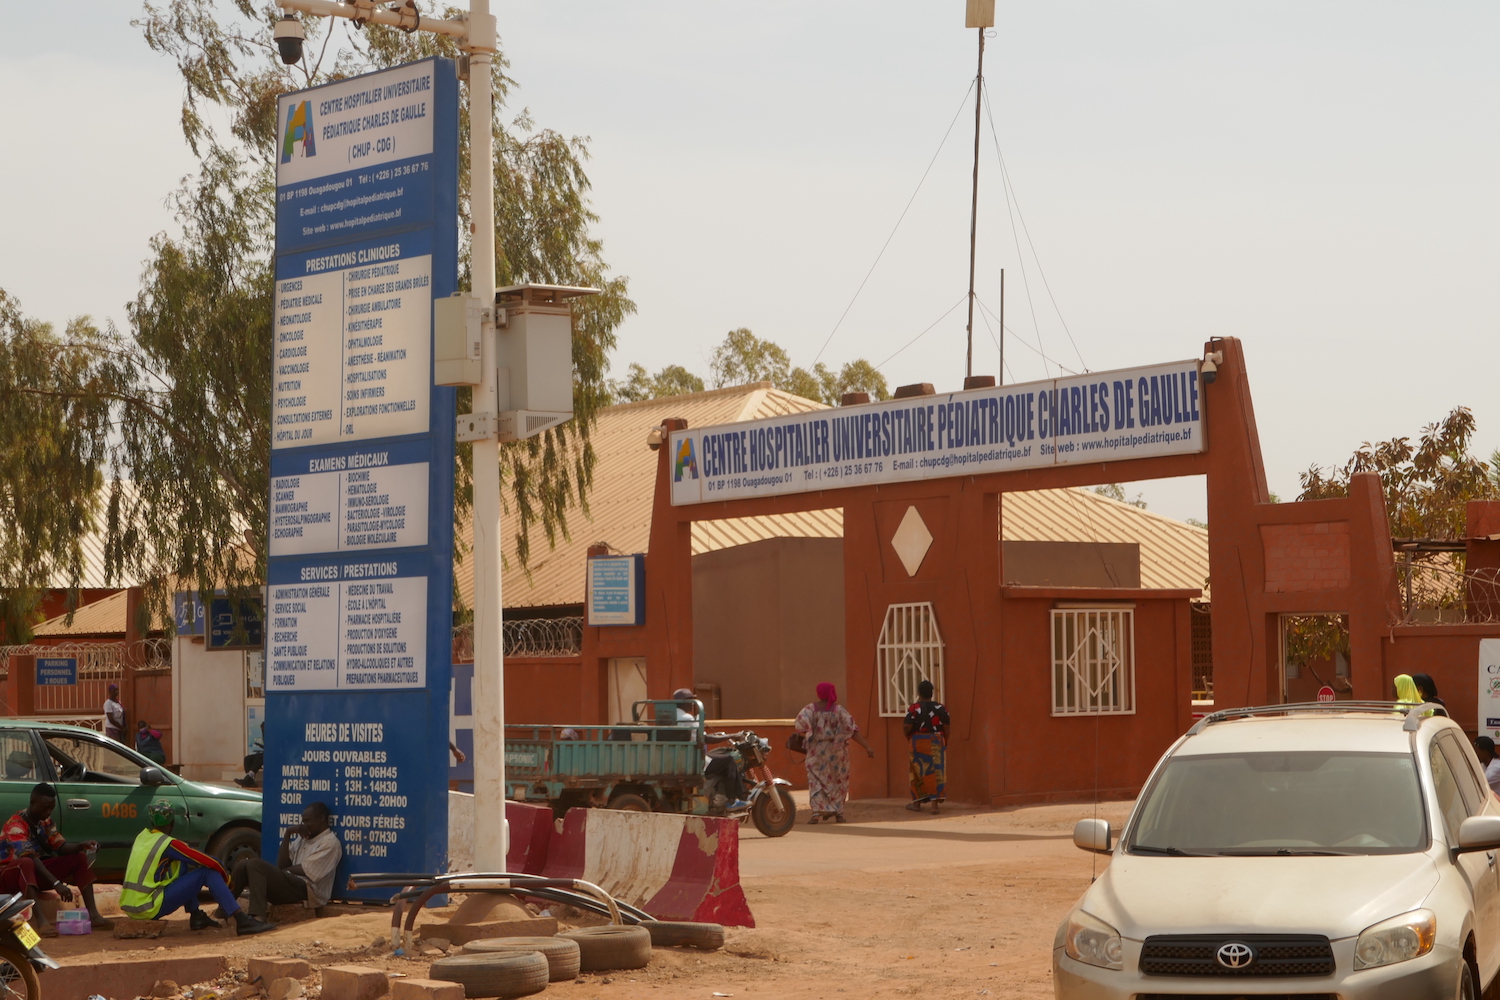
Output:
(45, 795), (1134, 1000)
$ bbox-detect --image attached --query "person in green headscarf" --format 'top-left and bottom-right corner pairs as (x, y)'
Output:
(120, 799), (272, 934)
(1394, 674), (1421, 706)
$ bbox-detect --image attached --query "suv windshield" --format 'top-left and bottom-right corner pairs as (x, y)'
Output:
(1128, 751), (1427, 855)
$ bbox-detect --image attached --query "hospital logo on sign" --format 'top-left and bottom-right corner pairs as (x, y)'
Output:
(673, 437), (699, 482)
(281, 101), (317, 163)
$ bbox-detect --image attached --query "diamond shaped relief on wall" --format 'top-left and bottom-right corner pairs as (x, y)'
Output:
(891, 506), (933, 577)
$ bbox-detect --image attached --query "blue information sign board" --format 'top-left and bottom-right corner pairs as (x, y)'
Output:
(35, 658), (77, 687)
(209, 597), (265, 650)
(265, 58), (459, 897)
(586, 554), (646, 626)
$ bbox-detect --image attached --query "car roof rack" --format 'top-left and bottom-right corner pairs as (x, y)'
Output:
(1186, 701), (1447, 736)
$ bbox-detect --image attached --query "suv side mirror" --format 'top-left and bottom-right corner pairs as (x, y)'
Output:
(1458, 815), (1500, 853)
(1074, 818), (1113, 854)
(140, 766), (169, 786)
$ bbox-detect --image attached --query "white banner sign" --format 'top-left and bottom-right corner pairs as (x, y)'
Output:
(268, 562), (427, 692)
(1479, 638), (1500, 742)
(669, 360), (1205, 505)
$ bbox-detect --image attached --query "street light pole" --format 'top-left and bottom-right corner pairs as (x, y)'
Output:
(463, 2), (509, 871)
(274, 0), (507, 868)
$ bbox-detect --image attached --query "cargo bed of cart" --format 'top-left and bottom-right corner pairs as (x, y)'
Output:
(503, 700), (709, 813)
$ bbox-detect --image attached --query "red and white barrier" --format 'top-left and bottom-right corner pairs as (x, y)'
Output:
(541, 808), (754, 927)
(505, 800), (554, 874)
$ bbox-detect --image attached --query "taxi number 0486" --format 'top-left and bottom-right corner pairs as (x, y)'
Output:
(102, 802), (138, 819)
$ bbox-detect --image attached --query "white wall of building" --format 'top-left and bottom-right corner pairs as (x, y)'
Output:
(171, 637), (248, 782)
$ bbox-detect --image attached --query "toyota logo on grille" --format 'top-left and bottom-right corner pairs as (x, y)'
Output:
(1216, 942), (1256, 969)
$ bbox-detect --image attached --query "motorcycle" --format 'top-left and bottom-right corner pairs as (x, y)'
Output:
(704, 730), (797, 837)
(0, 891), (59, 999)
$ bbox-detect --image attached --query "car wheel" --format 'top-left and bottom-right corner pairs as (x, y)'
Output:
(208, 827), (261, 873)
(1460, 958), (1477, 1000)
(607, 792), (652, 812)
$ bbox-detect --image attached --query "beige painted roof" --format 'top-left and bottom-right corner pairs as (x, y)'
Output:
(1001, 489), (1210, 592)
(32, 589), (129, 636)
(467, 384), (1210, 609)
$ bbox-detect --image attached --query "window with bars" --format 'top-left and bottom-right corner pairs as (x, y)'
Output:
(877, 603), (944, 717)
(1051, 607), (1135, 716)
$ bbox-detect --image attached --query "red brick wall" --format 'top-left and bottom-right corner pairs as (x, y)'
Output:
(1261, 521), (1351, 592)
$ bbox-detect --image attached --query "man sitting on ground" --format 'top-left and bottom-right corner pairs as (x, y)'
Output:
(229, 802), (341, 921)
(121, 800), (272, 934)
(0, 783), (110, 930)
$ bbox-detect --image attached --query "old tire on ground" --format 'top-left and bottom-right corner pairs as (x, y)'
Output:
(428, 951), (549, 998)
(750, 787), (796, 837)
(640, 920), (725, 950)
(559, 924), (653, 971)
(607, 792), (652, 812)
(462, 936), (581, 981)
(208, 826), (262, 873)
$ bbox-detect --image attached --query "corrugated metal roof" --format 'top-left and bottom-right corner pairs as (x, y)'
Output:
(1001, 489), (1209, 592)
(7, 482), (143, 591)
(32, 589), (128, 636)
(466, 384), (1209, 608)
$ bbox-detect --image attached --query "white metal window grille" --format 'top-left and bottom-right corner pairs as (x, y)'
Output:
(877, 603), (944, 717)
(1051, 608), (1136, 716)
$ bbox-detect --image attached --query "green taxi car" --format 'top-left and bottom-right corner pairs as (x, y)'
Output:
(0, 720), (262, 881)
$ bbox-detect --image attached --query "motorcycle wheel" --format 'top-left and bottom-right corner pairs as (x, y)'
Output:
(0, 946), (39, 1000)
(751, 786), (796, 837)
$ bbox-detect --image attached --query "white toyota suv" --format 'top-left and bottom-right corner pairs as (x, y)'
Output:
(1054, 702), (1500, 1000)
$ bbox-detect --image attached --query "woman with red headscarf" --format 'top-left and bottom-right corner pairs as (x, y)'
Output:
(793, 682), (873, 823)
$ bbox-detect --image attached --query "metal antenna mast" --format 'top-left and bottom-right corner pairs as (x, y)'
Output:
(964, 1), (994, 379)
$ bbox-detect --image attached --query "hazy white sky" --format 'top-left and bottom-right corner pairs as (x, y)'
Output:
(3, 2), (1497, 522)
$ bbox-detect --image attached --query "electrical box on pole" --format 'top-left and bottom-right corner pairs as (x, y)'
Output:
(434, 292), (485, 386)
(457, 284), (597, 442)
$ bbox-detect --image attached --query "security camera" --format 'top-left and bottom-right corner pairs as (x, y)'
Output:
(274, 15), (305, 66)
(1200, 350), (1223, 385)
(646, 427), (664, 451)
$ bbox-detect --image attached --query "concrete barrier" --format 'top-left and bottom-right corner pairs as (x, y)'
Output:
(541, 808), (754, 927)
(506, 800), (554, 873)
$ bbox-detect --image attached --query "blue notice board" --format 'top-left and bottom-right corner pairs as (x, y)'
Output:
(587, 554), (646, 626)
(209, 598), (265, 650)
(264, 58), (458, 896)
(35, 658), (77, 686)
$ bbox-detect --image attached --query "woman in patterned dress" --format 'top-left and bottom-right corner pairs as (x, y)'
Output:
(903, 679), (950, 814)
(794, 682), (873, 824)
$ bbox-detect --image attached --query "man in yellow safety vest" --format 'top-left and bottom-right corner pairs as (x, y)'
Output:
(121, 800), (273, 935)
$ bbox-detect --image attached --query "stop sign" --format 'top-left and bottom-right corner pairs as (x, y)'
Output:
(1317, 686), (1336, 703)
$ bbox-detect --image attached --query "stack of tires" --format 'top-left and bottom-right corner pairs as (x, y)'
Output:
(426, 919), (725, 998)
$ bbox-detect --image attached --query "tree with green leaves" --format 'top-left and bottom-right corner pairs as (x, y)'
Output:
(0, 2), (635, 635)
(1090, 483), (1147, 509)
(703, 328), (889, 405)
(1297, 406), (1497, 539)
(1298, 406), (1499, 619)
(0, 293), (136, 641)
(609, 363), (705, 403)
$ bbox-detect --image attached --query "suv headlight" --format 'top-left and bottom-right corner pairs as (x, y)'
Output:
(1354, 909), (1436, 970)
(1064, 910), (1124, 970)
